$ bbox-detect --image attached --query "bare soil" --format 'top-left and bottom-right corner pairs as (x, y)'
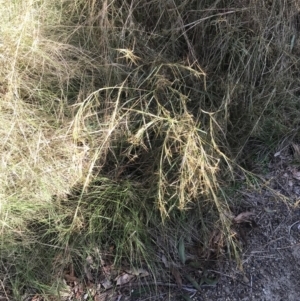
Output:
(188, 156), (300, 301)
(194, 194), (300, 301)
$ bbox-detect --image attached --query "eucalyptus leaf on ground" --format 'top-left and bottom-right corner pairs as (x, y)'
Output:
(233, 211), (255, 223)
(171, 265), (182, 288)
(126, 268), (149, 277)
(115, 273), (135, 285)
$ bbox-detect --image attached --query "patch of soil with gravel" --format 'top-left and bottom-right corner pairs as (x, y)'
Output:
(189, 156), (300, 301)
(195, 194), (300, 301)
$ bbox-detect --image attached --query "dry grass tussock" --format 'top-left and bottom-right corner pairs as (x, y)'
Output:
(1, 0), (300, 299)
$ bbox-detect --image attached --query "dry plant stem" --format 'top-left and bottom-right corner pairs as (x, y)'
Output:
(288, 220), (300, 235)
(0, 280), (9, 301)
(1, 0), (300, 299)
(276, 242), (300, 250)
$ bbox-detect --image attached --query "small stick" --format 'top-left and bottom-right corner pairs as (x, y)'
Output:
(288, 220), (300, 235)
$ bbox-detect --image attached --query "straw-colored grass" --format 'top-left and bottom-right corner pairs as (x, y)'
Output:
(1, 0), (300, 299)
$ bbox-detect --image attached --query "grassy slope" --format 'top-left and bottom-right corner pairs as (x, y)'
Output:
(1, 0), (300, 299)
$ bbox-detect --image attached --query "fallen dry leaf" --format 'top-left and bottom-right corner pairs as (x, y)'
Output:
(292, 143), (300, 161)
(274, 150), (281, 157)
(161, 254), (169, 268)
(233, 211), (255, 223)
(86, 255), (94, 265)
(264, 207), (276, 213)
(94, 293), (108, 301)
(115, 273), (135, 285)
(94, 291), (119, 301)
(84, 264), (93, 282)
(64, 273), (79, 283)
(126, 268), (149, 277)
(74, 282), (84, 300)
(212, 230), (222, 245)
(101, 279), (113, 290)
(292, 170), (300, 181)
(170, 265), (182, 288)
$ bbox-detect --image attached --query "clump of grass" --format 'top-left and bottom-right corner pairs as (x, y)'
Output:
(1, 0), (300, 299)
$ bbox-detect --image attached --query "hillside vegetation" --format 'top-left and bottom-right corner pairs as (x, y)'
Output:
(1, 0), (300, 299)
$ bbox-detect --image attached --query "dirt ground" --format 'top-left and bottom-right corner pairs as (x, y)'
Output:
(193, 195), (300, 300)
(184, 155), (300, 301)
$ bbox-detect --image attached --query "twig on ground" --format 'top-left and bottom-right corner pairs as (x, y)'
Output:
(288, 220), (300, 235)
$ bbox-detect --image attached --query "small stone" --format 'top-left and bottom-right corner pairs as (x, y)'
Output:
(243, 275), (249, 283)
